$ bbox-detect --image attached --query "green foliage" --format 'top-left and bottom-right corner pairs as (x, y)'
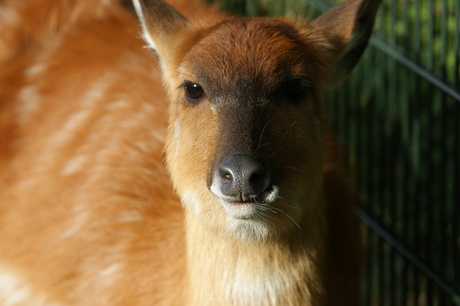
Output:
(207, 0), (313, 17)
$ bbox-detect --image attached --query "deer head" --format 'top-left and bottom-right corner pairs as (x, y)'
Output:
(133, 0), (380, 242)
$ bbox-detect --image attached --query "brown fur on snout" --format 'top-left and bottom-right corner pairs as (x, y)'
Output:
(0, 0), (380, 304)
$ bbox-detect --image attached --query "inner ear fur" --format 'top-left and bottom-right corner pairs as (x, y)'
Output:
(309, 0), (382, 89)
(133, 0), (189, 64)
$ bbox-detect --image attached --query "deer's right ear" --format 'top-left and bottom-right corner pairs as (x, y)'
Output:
(309, 0), (381, 89)
(132, 0), (189, 65)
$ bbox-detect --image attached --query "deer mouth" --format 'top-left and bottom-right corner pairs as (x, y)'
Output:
(215, 185), (279, 219)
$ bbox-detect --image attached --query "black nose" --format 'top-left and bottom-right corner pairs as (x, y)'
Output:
(217, 154), (270, 202)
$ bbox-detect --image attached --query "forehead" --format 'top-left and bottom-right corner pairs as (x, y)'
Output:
(181, 18), (310, 95)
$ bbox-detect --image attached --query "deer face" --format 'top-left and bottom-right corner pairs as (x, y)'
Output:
(165, 19), (326, 241)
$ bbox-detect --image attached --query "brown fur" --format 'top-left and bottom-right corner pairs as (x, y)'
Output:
(0, 0), (380, 305)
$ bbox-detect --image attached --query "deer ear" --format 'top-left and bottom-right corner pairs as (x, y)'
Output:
(309, 0), (381, 89)
(133, 0), (189, 65)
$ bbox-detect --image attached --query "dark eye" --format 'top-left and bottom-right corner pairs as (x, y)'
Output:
(183, 81), (205, 104)
(282, 78), (310, 102)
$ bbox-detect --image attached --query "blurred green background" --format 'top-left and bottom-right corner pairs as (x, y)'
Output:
(208, 0), (460, 304)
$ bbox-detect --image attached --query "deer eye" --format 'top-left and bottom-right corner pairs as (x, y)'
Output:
(281, 78), (310, 103)
(183, 81), (205, 104)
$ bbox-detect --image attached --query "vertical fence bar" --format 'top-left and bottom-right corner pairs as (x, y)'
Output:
(454, 102), (460, 302)
(441, 0), (447, 80)
(361, 50), (371, 306)
(389, 42), (397, 306)
(427, 0), (434, 69)
(456, 0), (460, 89)
(401, 56), (410, 306)
(414, 0), (421, 63)
(439, 92), (448, 306)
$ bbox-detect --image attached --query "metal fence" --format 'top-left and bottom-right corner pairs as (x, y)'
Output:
(315, 0), (460, 304)
(214, 0), (460, 304)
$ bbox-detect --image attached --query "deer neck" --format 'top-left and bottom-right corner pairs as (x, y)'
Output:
(184, 201), (328, 306)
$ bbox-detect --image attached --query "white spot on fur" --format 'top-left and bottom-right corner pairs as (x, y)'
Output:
(0, 271), (32, 306)
(151, 130), (165, 143)
(178, 64), (186, 75)
(180, 190), (201, 216)
(79, 80), (110, 107)
(141, 103), (155, 113)
(72, 251), (124, 304)
(98, 263), (121, 286)
(61, 204), (90, 239)
(106, 100), (129, 110)
(132, 141), (150, 153)
(0, 266), (51, 306)
(173, 120), (181, 156)
(53, 110), (91, 145)
(61, 155), (87, 176)
(25, 63), (47, 77)
(0, 6), (19, 29)
(117, 211), (142, 223)
(16, 85), (41, 124)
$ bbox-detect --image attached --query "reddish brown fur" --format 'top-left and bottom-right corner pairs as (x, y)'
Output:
(0, 0), (379, 304)
(0, 1), (189, 304)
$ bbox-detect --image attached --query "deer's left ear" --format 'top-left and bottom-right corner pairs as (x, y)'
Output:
(309, 0), (381, 89)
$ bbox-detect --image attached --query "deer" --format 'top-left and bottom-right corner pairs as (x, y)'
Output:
(0, 0), (380, 304)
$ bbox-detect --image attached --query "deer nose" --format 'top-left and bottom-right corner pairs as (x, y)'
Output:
(217, 154), (270, 202)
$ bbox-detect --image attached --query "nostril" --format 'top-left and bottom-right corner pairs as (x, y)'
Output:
(219, 167), (233, 183)
(249, 170), (269, 191)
